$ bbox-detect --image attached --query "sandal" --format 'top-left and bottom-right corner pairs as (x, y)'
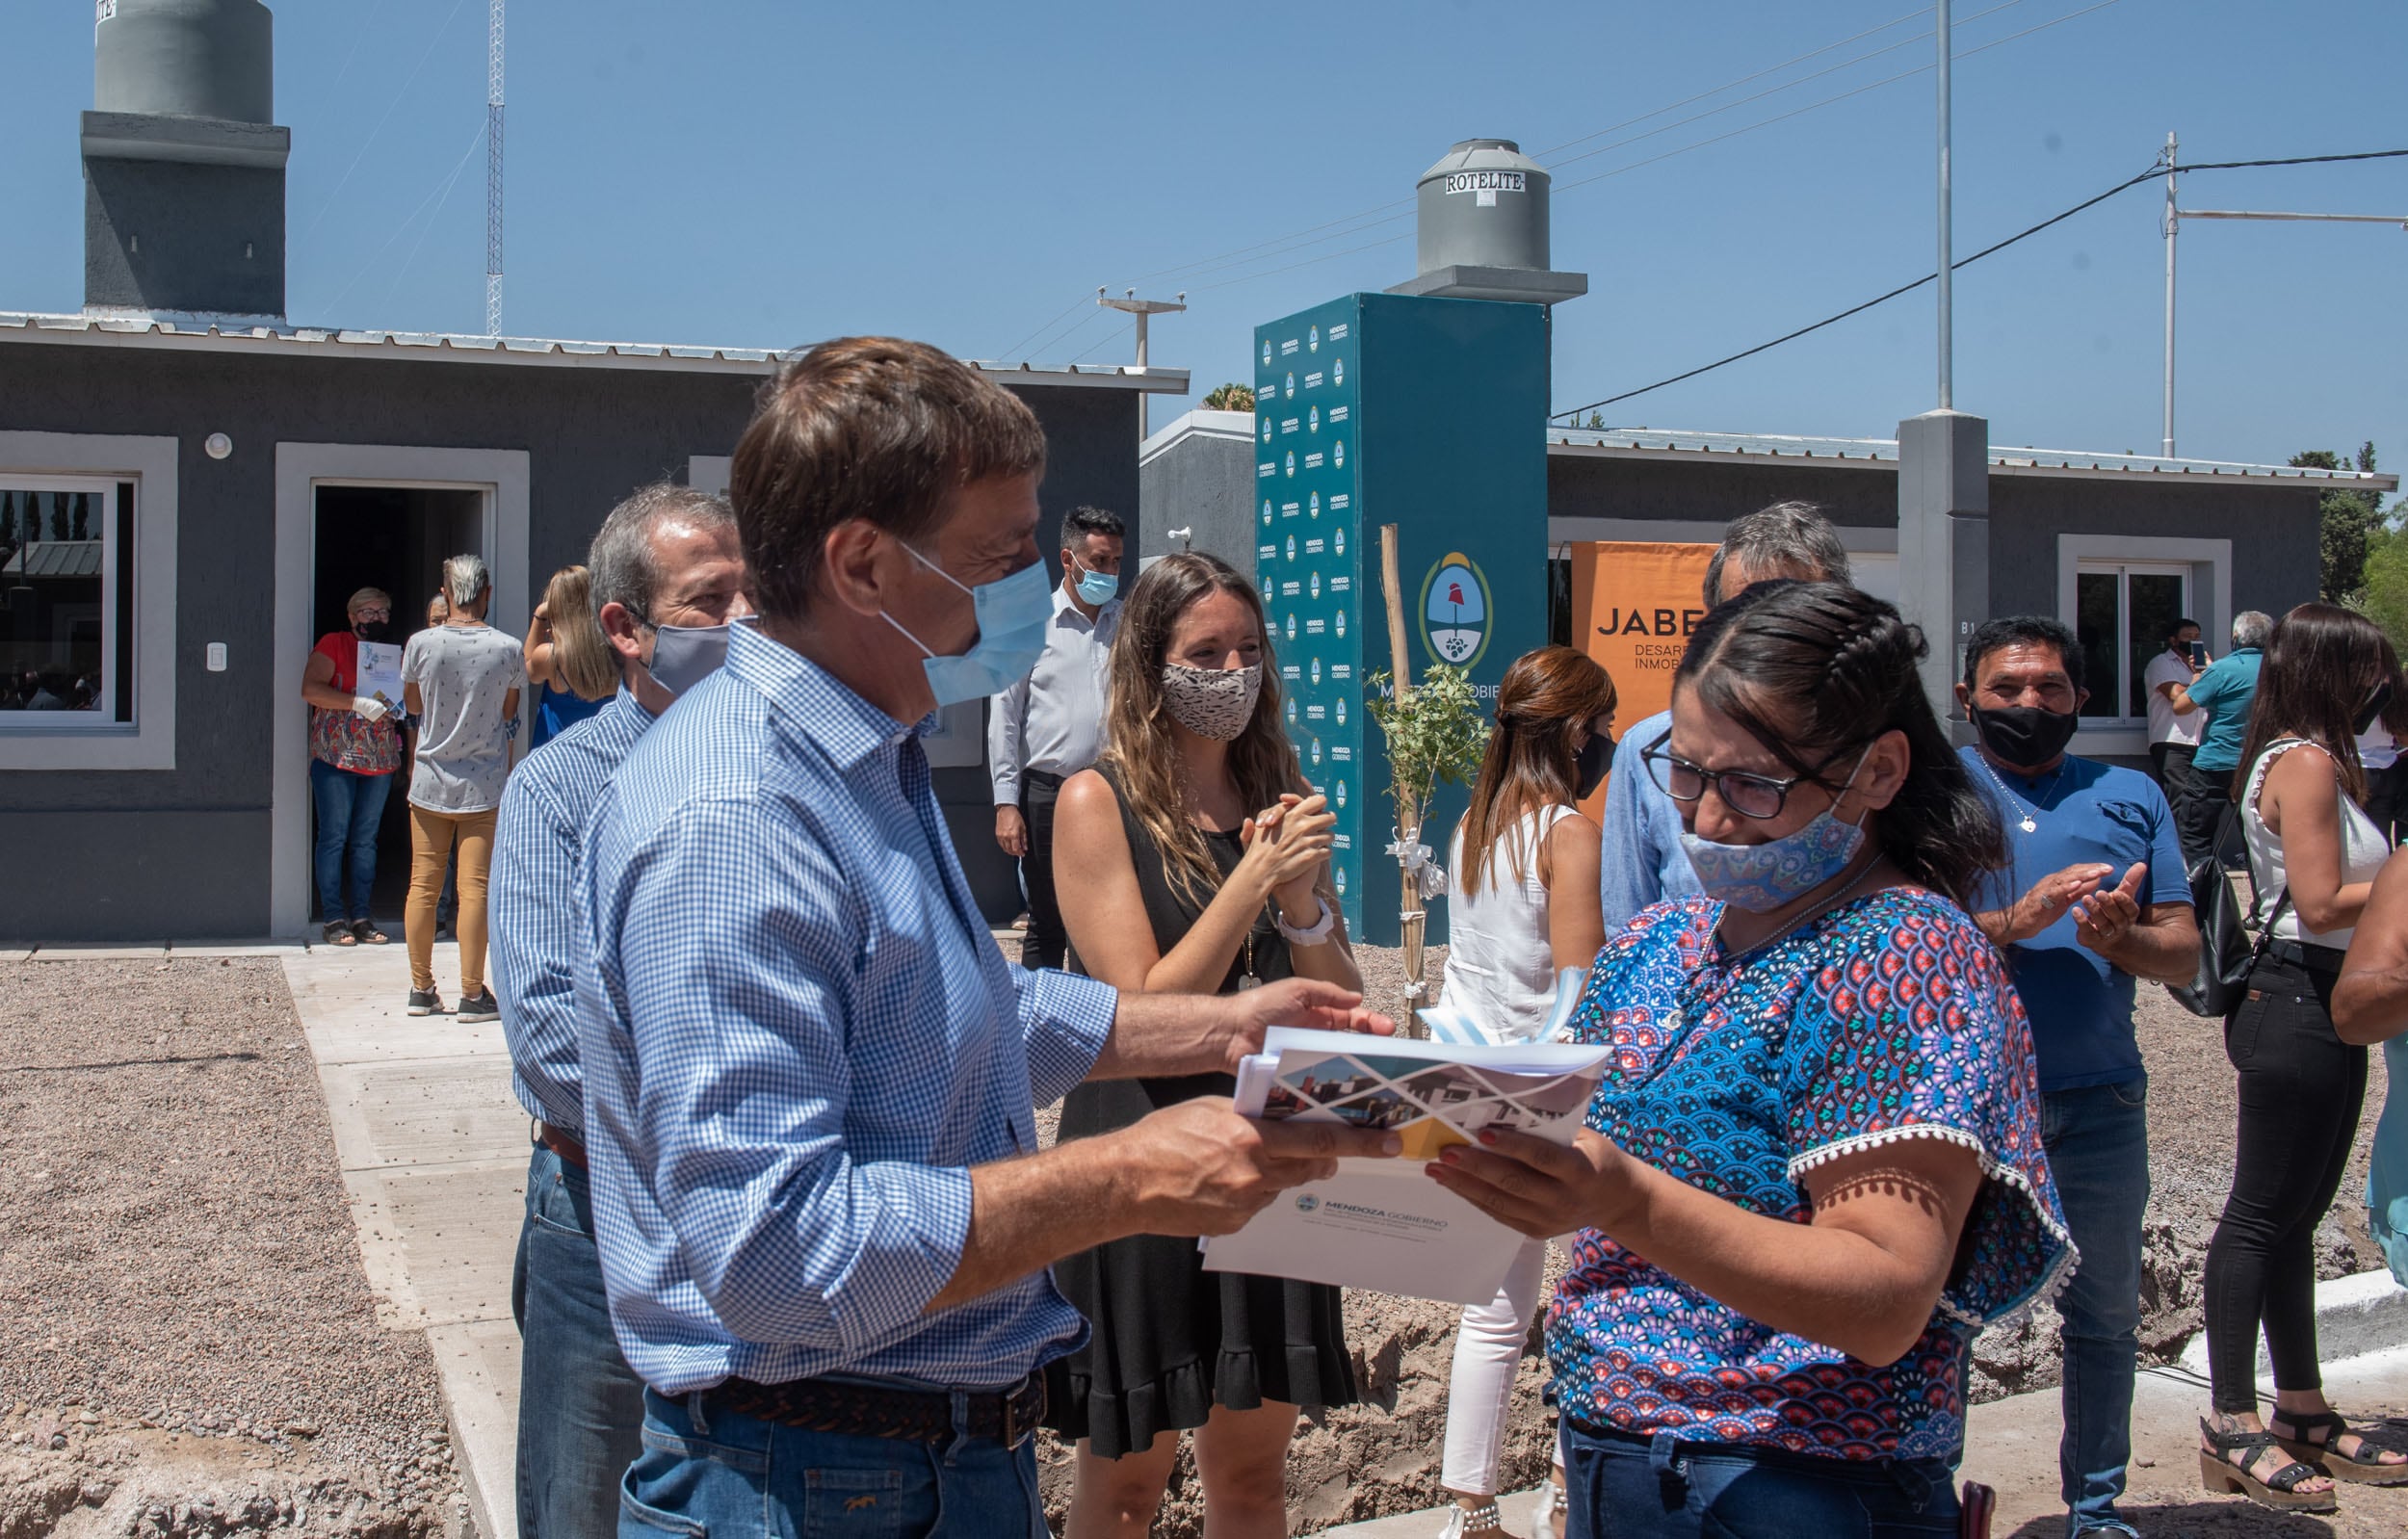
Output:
(323, 922), (357, 947)
(2198, 1418), (2337, 1511)
(350, 919), (390, 946)
(2271, 1407), (2408, 1485)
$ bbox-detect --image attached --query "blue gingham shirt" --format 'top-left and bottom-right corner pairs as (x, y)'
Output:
(576, 623), (1119, 1395)
(1598, 709), (1702, 931)
(492, 687), (652, 1135)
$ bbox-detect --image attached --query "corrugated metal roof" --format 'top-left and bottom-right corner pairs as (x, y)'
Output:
(1548, 426), (2399, 488)
(5, 540), (103, 579)
(0, 311), (1191, 393)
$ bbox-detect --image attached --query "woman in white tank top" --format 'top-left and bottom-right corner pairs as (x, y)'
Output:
(1431, 645), (1617, 1539)
(2200, 605), (2408, 1510)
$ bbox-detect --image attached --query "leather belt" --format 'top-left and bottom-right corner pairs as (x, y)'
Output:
(705, 1372), (1047, 1448)
(2264, 938), (2347, 973)
(537, 1122), (588, 1170)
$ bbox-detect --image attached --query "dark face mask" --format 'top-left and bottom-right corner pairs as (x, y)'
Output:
(352, 618), (391, 644)
(1574, 731), (1615, 800)
(2355, 680), (2394, 737)
(1970, 703), (2081, 770)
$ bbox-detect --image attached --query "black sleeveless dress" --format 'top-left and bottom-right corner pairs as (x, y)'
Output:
(1041, 768), (1358, 1457)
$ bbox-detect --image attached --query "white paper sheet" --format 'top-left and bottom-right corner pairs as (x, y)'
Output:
(356, 640), (405, 712)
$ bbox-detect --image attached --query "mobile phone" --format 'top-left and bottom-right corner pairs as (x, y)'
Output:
(2188, 641), (2207, 667)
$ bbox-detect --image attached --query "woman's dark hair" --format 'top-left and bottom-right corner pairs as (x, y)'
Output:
(1458, 646), (1618, 895)
(1675, 580), (2005, 908)
(2231, 602), (2395, 805)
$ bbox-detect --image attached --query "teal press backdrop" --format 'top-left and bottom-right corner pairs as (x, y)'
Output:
(1252, 292), (1550, 947)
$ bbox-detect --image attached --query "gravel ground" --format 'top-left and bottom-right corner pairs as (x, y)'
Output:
(0, 958), (460, 1539)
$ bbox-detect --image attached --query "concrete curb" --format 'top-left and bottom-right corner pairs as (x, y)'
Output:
(2178, 1265), (2408, 1377)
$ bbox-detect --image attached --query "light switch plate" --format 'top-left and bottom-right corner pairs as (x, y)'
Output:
(205, 642), (227, 672)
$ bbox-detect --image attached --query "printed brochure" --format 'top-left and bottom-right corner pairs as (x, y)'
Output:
(1200, 1025), (1610, 1305)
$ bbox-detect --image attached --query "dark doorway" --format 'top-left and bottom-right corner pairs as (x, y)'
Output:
(309, 484), (487, 925)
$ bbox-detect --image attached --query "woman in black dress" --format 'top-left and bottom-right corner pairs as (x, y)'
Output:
(1049, 551), (1361, 1537)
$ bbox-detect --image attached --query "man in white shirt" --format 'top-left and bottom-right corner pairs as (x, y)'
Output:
(989, 506), (1123, 968)
(2144, 616), (2207, 861)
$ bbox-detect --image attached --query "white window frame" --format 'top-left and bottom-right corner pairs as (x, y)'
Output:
(0, 432), (178, 770)
(2057, 533), (2231, 758)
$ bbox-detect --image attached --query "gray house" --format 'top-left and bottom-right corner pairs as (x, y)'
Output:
(1142, 412), (2397, 765)
(0, 3), (1184, 942)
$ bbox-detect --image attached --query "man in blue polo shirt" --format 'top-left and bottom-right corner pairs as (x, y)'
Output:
(490, 483), (749, 1539)
(1958, 615), (2199, 1539)
(2166, 610), (2271, 867)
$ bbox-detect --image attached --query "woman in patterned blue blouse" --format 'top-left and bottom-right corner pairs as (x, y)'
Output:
(1430, 581), (2074, 1539)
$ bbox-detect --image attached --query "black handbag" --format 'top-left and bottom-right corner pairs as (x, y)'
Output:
(2168, 803), (2285, 1018)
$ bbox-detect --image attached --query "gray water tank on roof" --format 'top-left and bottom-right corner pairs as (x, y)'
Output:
(1388, 138), (1586, 306)
(95, 0), (275, 124)
(1416, 139), (1550, 274)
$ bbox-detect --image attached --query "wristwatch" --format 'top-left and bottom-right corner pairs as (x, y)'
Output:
(1274, 896), (1337, 947)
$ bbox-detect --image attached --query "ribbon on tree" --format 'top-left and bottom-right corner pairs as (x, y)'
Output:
(1386, 828), (1448, 900)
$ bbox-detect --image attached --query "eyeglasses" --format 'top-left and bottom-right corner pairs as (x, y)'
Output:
(1640, 735), (1860, 821)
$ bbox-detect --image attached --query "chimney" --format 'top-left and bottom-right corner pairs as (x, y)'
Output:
(82, 0), (288, 323)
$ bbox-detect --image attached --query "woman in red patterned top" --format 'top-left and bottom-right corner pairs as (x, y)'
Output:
(300, 587), (406, 945)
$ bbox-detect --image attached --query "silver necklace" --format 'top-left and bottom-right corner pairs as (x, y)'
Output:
(1975, 752), (2065, 835)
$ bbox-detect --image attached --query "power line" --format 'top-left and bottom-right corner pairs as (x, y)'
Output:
(1100, 4), (1982, 295)
(1067, 322), (1133, 366)
(299, 0), (475, 245)
(319, 120), (488, 319)
(997, 292), (1093, 360)
(1531, 3), (1937, 158)
(1548, 147), (2408, 421)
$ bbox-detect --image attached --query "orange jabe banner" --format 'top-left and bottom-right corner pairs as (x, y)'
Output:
(1566, 541), (1717, 819)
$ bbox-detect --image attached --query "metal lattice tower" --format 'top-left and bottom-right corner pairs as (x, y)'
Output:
(484, 0), (505, 336)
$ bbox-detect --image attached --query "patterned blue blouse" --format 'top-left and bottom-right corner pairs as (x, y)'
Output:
(1546, 887), (2073, 1463)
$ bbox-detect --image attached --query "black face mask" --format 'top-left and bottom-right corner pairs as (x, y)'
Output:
(1970, 704), (2081, 770)
(1574, 731), (1614, 800)
(2355, 680), (2394, 737)
(353, 618), (391, 644)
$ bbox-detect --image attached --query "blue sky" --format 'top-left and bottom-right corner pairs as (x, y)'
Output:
(5, 0), (2402, 471)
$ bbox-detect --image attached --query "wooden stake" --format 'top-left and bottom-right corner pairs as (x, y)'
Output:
(1377, 525), (1427, 1030)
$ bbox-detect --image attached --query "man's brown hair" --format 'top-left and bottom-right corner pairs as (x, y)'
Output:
(730, 337), (1049, 622)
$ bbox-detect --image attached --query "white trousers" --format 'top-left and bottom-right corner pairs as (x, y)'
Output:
(1439, 1234), (1552, 1496)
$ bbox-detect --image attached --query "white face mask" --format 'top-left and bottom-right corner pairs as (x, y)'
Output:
(1160, 662), (1263, 740)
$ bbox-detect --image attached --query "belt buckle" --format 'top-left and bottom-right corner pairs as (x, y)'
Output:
(1003, 1375), (1044, 1448)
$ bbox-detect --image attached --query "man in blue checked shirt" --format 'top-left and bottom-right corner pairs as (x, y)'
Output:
(576, 337), (1399, 1538)
(490, 483), (749, 1539)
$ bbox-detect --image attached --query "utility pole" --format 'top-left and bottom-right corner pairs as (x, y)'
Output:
(1935, 0), (1952, 409)
(2161, 131), (2178, 457)
(1098, 287), (1185, 438)
(485, 0), (505, 337)
(2159, 134), (2405, 457)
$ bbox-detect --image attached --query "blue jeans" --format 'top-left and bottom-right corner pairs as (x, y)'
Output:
(2041, 1077), (2151, 1536)
(1563, 1422), (1958, 1538)
(309, 758), (393, 923)
(620, 1386), (1048, 1539)
(512, 1143), (647, 1539)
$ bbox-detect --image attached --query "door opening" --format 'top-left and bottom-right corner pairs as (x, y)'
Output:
(309, 483), (488, 925)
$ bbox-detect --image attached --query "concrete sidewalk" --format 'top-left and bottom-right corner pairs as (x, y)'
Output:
(284, 942), (527, 1539)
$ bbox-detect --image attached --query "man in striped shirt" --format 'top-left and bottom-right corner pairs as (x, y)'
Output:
(490, 483), (748, 1539)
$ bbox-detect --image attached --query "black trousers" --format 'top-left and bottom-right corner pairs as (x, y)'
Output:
(2204, 947), (2369, 1412)
(1019, 770), (1066, 971)
(2152, 743), (2206, 865)
(2186, 772), (2241, 873)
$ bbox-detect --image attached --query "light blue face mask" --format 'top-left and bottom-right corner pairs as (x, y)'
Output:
(1070, 555), (1118, 608)
(882, 545), (1055, 708)
(1676, 749), (1871, 914)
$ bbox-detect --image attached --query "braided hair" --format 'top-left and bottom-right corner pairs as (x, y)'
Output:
(1673, 580), (2005, 908)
